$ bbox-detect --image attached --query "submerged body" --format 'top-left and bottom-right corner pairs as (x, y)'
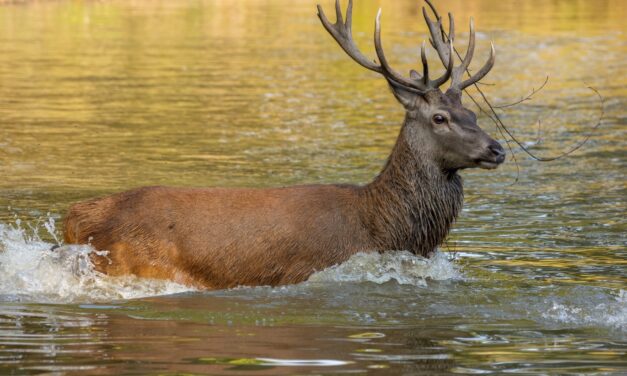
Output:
(64, 136), (464, 289)
(63, 1), (504, 289)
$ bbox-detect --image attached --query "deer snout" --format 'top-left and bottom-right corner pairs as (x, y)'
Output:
(476, 140), (506, 169)
(489, 141), (506, 164)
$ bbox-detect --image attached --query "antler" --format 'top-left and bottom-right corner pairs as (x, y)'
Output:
(317, 0), (454, 94)
(423, 0), (495, 91)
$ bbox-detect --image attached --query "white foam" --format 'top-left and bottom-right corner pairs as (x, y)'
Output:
(0, 218), (194, 304)
(541, 289), (627, 331)
(308, 250), (462, 286)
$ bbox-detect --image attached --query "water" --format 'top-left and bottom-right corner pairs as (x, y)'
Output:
(0, 0), (625, 374)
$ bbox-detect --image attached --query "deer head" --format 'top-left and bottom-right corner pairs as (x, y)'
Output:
(317, 0), (505, 171)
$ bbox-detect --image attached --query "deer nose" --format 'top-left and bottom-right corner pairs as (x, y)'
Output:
(489, 141), (506, 163)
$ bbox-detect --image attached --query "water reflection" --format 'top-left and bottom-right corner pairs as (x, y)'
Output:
(1, 290), (625, 374)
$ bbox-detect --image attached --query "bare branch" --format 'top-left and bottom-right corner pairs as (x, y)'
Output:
(494, 76), (549, 109)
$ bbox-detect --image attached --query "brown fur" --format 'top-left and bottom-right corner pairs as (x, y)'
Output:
(63, 111), (467, 289)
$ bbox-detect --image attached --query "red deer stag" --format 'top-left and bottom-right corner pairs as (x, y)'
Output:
(63, 0), (505, 289)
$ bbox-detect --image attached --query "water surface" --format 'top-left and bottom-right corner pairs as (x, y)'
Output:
(0, 0), (625, 374)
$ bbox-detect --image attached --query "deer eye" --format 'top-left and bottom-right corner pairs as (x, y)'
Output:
(432, 114), (447, 125)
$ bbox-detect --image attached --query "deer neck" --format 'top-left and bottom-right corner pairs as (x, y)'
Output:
(360, 115), (464, 256)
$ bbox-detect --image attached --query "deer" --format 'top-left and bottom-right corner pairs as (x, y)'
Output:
(62, 0), (505, 289)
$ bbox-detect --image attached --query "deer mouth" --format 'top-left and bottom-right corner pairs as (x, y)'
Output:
(477, 160), (500, 169)
(475, 147), (506, 169)
(476, 156), (504, 169)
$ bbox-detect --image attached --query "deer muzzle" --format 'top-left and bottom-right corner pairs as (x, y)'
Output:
(476, 140), (506, 169)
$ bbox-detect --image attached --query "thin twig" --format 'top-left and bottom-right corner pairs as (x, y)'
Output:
(477, 85), (604, 162)
(466, 91), (522, 184)
(494, 76), (549, 108)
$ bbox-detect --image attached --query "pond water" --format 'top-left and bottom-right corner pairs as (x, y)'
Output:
(0, 0), (625, 374)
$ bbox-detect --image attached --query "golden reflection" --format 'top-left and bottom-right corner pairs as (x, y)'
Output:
(0, 0), (624, 194)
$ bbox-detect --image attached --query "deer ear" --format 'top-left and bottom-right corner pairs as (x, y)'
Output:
(389, 82), (423, 109)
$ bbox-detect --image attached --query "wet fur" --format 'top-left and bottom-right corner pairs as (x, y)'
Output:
(64, 116), (463, 289)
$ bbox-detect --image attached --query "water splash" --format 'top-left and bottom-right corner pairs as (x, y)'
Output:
(0, 215), (462, 303)
(0, 218), (194, 304)
(308, 251), (462, 286)
(540, 289), (627, 332)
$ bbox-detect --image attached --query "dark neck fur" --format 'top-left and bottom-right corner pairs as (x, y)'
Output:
(359, 118), (464, 257)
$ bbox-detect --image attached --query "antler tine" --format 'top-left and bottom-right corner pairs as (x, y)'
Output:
(317, 0), (382, 73)
(422, 2), (495, 91)
(374, 9), (428, 91)
(422, 7), (451, 69)
(424, 0), (441, 21)
(450, 17), (475, 86)
(459, 42), (495, 90)
(334, 0), (343, 24)
(424, 0), (447, 43)
(430, 40), (454, 88)
(460, 17), (475, 72)
(420, 41), (429, 85)
(448, 12), (455, 42)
